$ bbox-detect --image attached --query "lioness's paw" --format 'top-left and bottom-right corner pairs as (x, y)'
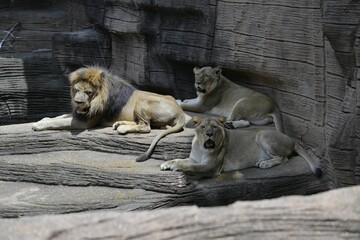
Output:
(258, 161), (273, 169)
(224, 122), (235, 129)
(160, 161), (178, 171)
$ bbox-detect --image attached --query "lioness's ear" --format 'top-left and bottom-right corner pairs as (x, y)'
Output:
(215, 116), (226, 126)
(192, 116), (202, 127)
(213, 67), (222, 77)
(193, 66), (200, 74)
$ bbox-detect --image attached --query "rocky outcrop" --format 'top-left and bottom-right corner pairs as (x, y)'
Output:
(98, 0), (360, 187)
(1, 186), (359, 239)
(0, 123), (329, 217)
(0, 0), (359, 219)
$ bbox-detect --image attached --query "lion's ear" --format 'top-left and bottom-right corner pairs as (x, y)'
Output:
(193, 66), (200, 73)
(69, 71), (79, 85)
(192, 116), (202, 127)
(214, 116), (226, 126)
(213, 67), (222, 77)
(91, 70), (105, 84)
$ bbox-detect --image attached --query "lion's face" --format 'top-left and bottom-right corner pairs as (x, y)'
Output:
(193, 66), (222, 96)
(193, 116), (226, 152)
(71, 81), (96, 115)
(69, 67), (108, 118)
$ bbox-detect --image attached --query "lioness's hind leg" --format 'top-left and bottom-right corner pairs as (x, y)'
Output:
(249, 116), (273, 126)
(256, 156), (287, 169)
(224, 120), (250, 129)
(227, 116), (272, 129)
(228, 98), (274, 129)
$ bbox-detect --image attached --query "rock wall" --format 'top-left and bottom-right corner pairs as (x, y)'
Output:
(0, 0), (359, 186)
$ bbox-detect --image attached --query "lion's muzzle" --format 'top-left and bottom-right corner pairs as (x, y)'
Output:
(75, 105), (90, 115)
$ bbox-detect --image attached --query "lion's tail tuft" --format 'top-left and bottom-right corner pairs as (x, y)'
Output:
(294, 143), (322, 177)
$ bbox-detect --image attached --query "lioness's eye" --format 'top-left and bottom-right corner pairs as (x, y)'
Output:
(201, 126), (205, 129)
(213, 125), (217, 129)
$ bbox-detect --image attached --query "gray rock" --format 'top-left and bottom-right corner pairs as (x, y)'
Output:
(0, 186), (359, 239)
(0, 123), (329, 216)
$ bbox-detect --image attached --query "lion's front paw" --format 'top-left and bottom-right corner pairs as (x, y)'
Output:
(40, 117), (51, 122)
(112, 121), (121, 130)
(175, 99), (182, 105)
(32, 121), (47, 131)
(116, 125), (128, 135)
(160, 161), (179, 171)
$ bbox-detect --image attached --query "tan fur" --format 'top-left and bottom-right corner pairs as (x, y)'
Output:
(179, 66), (283, 132)
(160, 117), (322, 178)
(32, 66), (185, 161)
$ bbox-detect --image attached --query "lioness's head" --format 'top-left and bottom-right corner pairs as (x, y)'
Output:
(69, 66), (108, 117)
(193, 66), (222, 95)
(193, 116), (226, 151)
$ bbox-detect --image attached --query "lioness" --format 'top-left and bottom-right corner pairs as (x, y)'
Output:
(32, 66), (185, 162)
(178, 66), (283, 132)
(160, 116), (322, 178)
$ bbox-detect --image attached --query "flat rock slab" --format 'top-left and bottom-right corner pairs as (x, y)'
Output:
(0, 181), (171, 218)
(0, 151), (190, 193)
(0, 122), (330, 216)
(0, 186), (359, 240)
(0, 123), (194, 160)
(0, 149), (329, 216)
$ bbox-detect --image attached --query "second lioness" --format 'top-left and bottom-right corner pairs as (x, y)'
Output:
(179, 66), (283, 132)
(161, 116), (322, 178)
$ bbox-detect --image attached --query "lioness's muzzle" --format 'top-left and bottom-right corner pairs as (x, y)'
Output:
(204, 139), (215, 149)
(196, 87), (206, 93)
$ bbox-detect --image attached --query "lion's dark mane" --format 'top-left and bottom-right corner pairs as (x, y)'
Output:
(103, 74), (135, 121)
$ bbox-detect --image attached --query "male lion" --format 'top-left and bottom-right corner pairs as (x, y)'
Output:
(178, 66), (283, 132)
(160, 116), (322, 178)
(32, 66), (185, 162)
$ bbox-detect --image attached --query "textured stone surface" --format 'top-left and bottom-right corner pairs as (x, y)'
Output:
(75, 0), (359, 186)
(0, 181), (171, 218)
(0, 57), (70, 125)
(0, 0), (359, 222)
(0, 186), (359, 239)
(0, 123), (329, 216)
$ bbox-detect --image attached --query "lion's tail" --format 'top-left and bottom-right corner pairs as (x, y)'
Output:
(270, 107), (283, 132)
(294, 143), (322, 177)
(136, 113), (186, 162)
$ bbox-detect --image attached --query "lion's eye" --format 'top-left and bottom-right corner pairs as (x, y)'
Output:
(213, 125), (217, 129)
(85, 91), (93, 96)
(201, 126), (205, 129)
